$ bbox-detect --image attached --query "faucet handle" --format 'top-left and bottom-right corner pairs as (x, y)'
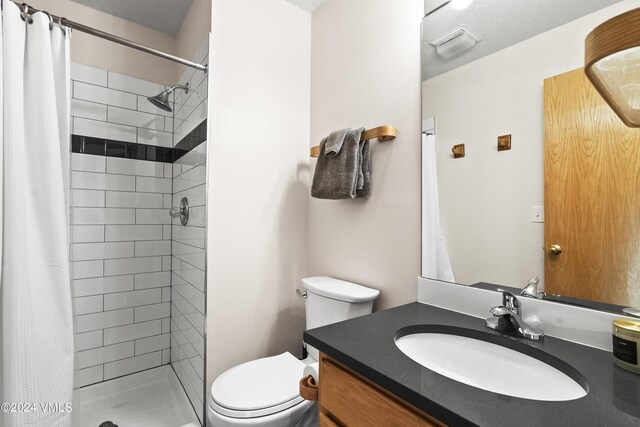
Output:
(169, 207), (183, 218)
(521, 276), (546, 299)
(496, 288), (520, 312)
(525, 275), (540, 287)
(490, 305), (512, 317)
(168, 197), (189, 226)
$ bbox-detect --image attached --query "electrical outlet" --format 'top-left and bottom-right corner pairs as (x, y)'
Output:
(532, 206), (544, 223)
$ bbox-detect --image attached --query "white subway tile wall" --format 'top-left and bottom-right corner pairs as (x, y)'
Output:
(70, 63), (174, 388)
(70, 153), (171, 387)
(171, 152), (206, 420)
(173, 40), (209, 149)
(71, 150), (172, 387)
(70, 64), (173, 148)
(170, 37), (208, 424)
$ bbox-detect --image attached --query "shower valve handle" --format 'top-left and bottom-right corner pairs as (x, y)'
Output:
(169, 197), (189, 226)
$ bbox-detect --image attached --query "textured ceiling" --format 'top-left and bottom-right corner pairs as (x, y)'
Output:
(422, 0), (621, 81)
(70, 0), (193, 36)
(286, 0), (326, 13)
(71, 0), (323, 33)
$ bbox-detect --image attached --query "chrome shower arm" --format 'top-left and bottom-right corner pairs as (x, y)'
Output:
(168, 83), (189, 94)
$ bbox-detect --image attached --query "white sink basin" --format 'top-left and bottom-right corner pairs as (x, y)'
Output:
(395, 331), (588, 401)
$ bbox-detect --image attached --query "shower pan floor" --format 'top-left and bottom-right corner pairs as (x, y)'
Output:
(72, 365), (200, 427)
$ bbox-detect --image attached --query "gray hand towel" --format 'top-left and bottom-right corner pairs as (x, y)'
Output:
(356, 139), (371, 198)
(311, 127), (371, 200)
(324, 128), (350, 157)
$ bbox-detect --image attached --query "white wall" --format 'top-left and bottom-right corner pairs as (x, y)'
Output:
(28, 0), (210, 85)
(206, 0), (311, 388)
(308, 0), (424, 311)
(28, 0), (178, 85)
(422, 0), (640, 288)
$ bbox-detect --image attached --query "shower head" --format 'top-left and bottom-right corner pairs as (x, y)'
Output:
(146, 83), (189, 112)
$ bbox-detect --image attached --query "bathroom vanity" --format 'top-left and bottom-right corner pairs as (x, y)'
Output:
(304, 302), (640, 427)
(318, 354), (442, 426)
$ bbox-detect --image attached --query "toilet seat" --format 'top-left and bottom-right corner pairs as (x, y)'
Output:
(210, 352), (306, 419)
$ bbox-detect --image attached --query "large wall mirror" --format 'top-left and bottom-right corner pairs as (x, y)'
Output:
(421, 0), (640, 314)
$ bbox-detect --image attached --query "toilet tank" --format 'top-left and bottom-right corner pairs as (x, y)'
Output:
(303, 277), (380, 331)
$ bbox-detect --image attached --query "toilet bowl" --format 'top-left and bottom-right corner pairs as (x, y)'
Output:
(208, 353), (317, 427)
(207, 277), (379, 427)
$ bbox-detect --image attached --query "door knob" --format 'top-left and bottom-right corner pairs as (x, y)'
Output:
(549, 244), (562, 255)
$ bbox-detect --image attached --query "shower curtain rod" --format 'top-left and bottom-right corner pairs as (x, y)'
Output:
(7, 1), (208, 72)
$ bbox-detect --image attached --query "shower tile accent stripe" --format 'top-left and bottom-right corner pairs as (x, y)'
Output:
(72, 135), (173, 163)
(70, 118), (207, 164)
(170, 120), (207, 162)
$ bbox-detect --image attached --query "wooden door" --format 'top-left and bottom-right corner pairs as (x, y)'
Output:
(544, 68), (640, 307)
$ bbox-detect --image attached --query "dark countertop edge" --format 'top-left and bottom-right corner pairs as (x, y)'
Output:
(304, 332), (475, 426)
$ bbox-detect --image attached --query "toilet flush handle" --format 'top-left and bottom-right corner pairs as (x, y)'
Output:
(296, 289), (307, 298)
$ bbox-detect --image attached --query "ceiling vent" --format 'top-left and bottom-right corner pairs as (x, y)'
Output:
(429, 26), (480, 59)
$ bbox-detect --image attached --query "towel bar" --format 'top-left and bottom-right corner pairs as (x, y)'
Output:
(310, 125), (397, 158)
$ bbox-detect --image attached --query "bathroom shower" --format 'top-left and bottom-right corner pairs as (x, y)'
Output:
(147, 82), (190, 112)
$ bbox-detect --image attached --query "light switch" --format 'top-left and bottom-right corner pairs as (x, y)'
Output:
(532, 206), (544, 223)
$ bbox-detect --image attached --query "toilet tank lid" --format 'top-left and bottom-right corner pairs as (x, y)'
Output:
(302, 276), (380, 303)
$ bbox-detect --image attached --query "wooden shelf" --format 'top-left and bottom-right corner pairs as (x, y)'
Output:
(310, 125), (397, 158)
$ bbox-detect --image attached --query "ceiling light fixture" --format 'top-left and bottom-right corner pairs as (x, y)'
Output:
(585, 7), (640, 127)
(450, 0), (474, 11)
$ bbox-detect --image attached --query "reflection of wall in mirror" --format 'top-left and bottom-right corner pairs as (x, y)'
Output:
(421, 0), (640, 288)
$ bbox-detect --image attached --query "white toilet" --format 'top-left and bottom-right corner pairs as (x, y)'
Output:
(207, 276), (380, 427)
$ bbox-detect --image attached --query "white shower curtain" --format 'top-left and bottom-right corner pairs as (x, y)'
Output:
(1, 3), (73, 427)
(422, 132), (455, 282)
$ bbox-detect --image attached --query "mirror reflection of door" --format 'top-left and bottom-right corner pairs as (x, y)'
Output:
(544, 68), (640, 307)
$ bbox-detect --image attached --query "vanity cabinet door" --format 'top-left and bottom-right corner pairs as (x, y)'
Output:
(318, 354), (445, 427)
(319, 411), (340, 427)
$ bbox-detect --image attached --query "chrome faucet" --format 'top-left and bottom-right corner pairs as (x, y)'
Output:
(520, 275), (546, 299)
(486, 289), (544, 341)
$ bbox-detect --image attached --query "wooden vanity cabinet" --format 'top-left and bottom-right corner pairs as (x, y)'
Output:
(318, 353), (446, 427)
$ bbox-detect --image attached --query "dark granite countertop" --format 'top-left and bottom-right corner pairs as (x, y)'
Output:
(303, 302), (640, 427)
